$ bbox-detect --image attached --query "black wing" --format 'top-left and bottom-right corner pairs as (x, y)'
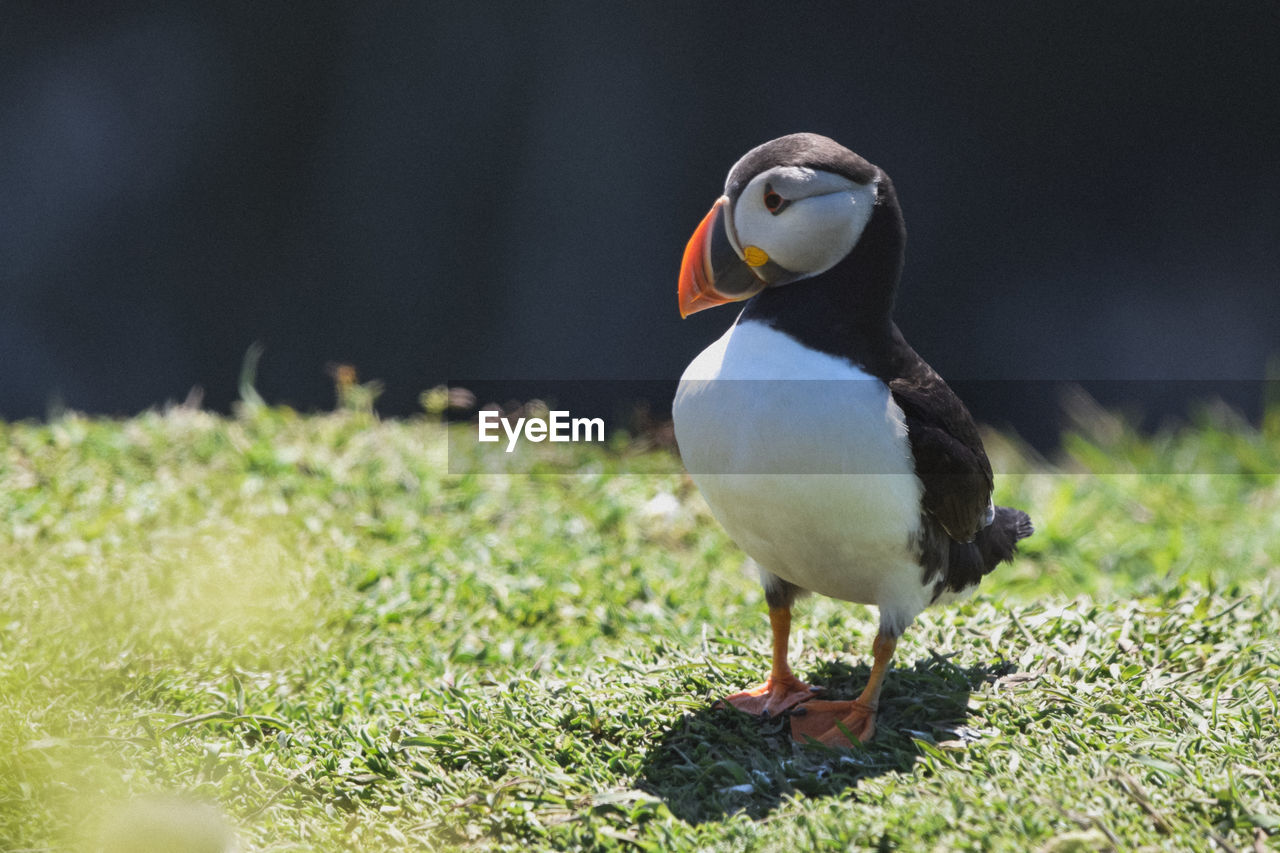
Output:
(887, 354), (994, 544)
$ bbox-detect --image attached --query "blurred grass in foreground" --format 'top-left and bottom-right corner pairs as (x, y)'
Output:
(0, 397), (1277, 851)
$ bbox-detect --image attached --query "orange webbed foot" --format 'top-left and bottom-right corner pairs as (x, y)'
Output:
(789, 698), (877, 747)
(716, 673), (822, 717)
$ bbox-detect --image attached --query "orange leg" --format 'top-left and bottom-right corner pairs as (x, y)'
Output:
(790, 632), (897, 747)
(719, 606), (821, 716)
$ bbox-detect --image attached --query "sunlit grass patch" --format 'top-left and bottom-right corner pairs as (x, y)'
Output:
(1, 400), (1278, 851)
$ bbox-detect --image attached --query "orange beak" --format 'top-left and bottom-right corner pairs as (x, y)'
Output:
(678, 197), (767, 317)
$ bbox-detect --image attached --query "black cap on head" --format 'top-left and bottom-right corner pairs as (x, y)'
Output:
(724, 133), (879, 201)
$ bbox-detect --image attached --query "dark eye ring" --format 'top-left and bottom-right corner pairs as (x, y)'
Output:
(763, 184), (788, 214)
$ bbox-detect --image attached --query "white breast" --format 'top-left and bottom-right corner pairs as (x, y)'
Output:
(674, 319), (931, 632)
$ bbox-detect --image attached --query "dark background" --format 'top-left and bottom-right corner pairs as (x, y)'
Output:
(3, 3), (1278, 442)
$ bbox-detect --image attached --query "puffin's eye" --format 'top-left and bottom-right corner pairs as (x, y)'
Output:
(763, 184), (788, 215)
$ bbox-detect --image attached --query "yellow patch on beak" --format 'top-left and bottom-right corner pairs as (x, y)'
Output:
(743, 245), (769, 267)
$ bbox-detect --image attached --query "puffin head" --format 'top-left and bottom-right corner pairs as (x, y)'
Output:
(678, 133), (884, 317)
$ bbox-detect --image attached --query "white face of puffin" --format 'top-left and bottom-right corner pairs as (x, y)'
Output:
(677, 156), (883, 317)
(727, 166), (879, 286)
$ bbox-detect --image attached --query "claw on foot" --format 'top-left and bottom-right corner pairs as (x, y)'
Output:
(790, 698), (876, 746)
(716, 673), (822, 717)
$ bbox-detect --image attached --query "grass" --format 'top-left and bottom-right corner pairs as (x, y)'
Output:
(1, 394), (1278, 851)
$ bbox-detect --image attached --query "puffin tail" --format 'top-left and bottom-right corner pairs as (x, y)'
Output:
(975, 506), (1033, 572)
(933, 506), (1033, 597)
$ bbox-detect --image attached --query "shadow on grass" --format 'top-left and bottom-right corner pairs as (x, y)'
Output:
(638, 654), (1014, 824)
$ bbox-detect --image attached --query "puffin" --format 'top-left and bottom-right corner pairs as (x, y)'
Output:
(672, 133), (1033, 747)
